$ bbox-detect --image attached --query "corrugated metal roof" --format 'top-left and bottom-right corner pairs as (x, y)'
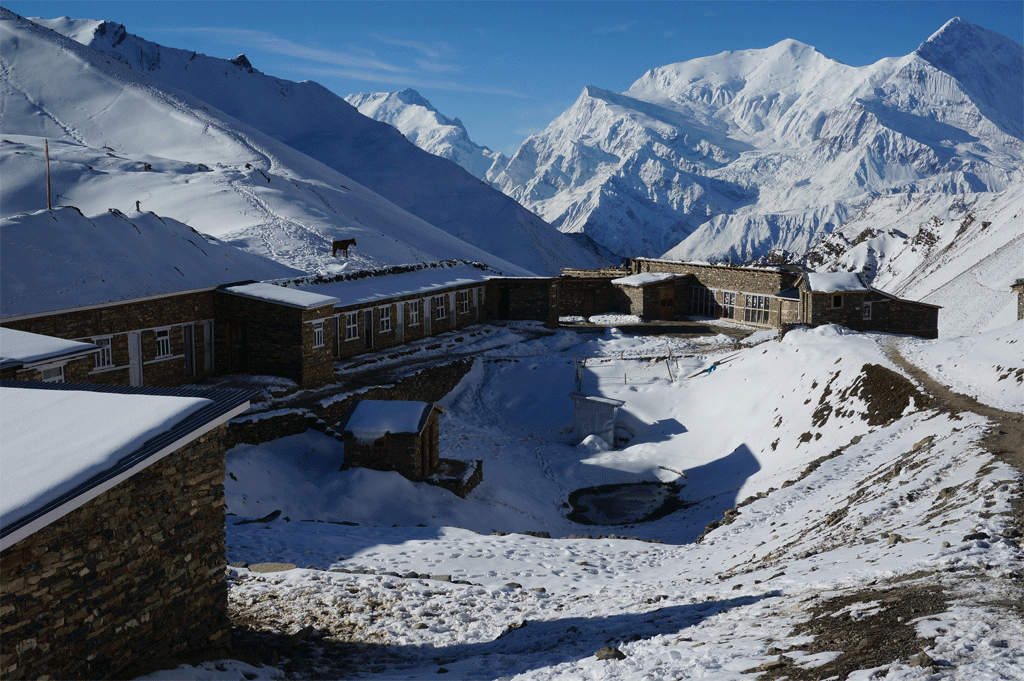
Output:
(0, 380), (255, 543)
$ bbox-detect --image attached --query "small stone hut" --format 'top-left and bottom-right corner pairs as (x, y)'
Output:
(0, 380), (253, 680)
(341, 400), (444, 479)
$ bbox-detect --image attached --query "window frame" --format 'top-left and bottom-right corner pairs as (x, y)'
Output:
(39, 363), (65, 384)
(379, 306), (392, 333)
(312, 320), (325, 348)
(346, 313), (360, 340)
(831, 294), (844, 309)
(93, 336), (113, 369)
(408, 300), (421, 326)
(155, 329), (172, 358)
(435, 295), (447, 320)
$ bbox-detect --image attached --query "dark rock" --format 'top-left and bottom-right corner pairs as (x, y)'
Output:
(595, 646), (626, 660)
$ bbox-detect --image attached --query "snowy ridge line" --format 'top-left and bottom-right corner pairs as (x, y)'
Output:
(271, 259), (497, 289)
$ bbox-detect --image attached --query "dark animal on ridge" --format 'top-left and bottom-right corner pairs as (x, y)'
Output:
(332, 238), (356, 257)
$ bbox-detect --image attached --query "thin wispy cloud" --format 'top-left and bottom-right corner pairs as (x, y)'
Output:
(596, 21), (635, 34)
(370, 34), (450, 60)
(185, 27), (408, 73)
(416, 59), (463, 74)
(296, 66), (533, 98)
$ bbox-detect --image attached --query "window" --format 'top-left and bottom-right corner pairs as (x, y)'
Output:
(862, 302), (873, 320)
(722, 292), (735, 319)
(312, 321), (325, 348)
(155, 329), (171, 358)
(408, 300), (421, 326)
(832, 294), (844, 308)
(94, 337), (113, 369)
(40, 364), (64, 384)
(346, 313), (359, 340)
(457, 290), (470, 314)
(744, 295), (770, 325)
(692, 287), (716, 317)
(379, 306), (392, 333)
(435, 295), (447, 320)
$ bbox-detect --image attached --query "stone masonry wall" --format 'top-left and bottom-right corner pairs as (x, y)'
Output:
(7, 355), (97, 384)
(1, 291), (217, 387)
(0, 427), (230, 680)
(806, 292), (938, 339)
(220, 359), (475, 451)
(632, 259), (798, 295)
(556, 278), (629, 317)
(1013, 282), (1024, 320)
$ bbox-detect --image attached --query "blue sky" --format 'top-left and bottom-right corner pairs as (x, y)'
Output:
(6, 1), (1023, 154)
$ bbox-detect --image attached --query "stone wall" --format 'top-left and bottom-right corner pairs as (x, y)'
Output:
(803, 292), (939, 339)
(487, 279), (557, 325)
(631, 259), (799, 296)
(214, 293), (335, 389)
(4, 354), (97, 384)
(1013, 281), (1024, 320)
(560, 267), (629, 278)
(333, 286), (485, 361)
(342, 431), (424, 479)
(1, 291), (217, 387)
(556, 278), (629, 317)
(220, 359), (476, 451)
(0, 428), (230, 680)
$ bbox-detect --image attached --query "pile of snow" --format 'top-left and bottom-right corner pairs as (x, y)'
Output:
(0, 208), (300, 317)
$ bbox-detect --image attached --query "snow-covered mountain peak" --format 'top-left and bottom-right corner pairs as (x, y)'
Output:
(914, 17), (1023, 138)
(345, 89), (511, 184)
(495, 18), (1022, 264)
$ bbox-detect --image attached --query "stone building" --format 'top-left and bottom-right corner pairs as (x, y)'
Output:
(614, 258), (938, 338)
(0, 328), (100, 383)
(0, 380), (253, 680)
(795, 272), (940, 339)
(294, 264), (490, 360)
(217, 283), (340, 388)
(485, 277), (559, 326)
(341, 400), (444, 479)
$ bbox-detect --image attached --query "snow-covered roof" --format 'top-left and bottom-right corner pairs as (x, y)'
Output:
(0, 382), (253, 550)
(611, 273), (682, 287)
(803, 272), (869, 293)
(0, 328), (99, 370)
(303, 265), (489, 308)
(223, 283), (339, 310)
(0, 208), (300, 319)
(344, 400), (436, 444)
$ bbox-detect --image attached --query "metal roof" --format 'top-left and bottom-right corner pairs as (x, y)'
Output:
(0, 380), (256, 546)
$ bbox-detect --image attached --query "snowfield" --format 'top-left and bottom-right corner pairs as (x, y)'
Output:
(140, 321), (1023, 680)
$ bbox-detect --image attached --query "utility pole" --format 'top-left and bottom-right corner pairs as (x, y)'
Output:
(45, 140), (51, 210)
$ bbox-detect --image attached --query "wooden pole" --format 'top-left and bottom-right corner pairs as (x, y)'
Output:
(45, 140), (51, 210)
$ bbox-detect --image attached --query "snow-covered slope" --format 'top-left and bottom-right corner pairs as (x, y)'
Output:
(0, 10), (538, 278)
(800, 187), (1024, 337)
(493, 19), (1023, 263)
(30, 14), (605, 275)
(0, 207), (302, 317)
(345, 89), (509, 183)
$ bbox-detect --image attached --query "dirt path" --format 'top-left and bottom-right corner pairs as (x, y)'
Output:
(885, 339), (1024, 523)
